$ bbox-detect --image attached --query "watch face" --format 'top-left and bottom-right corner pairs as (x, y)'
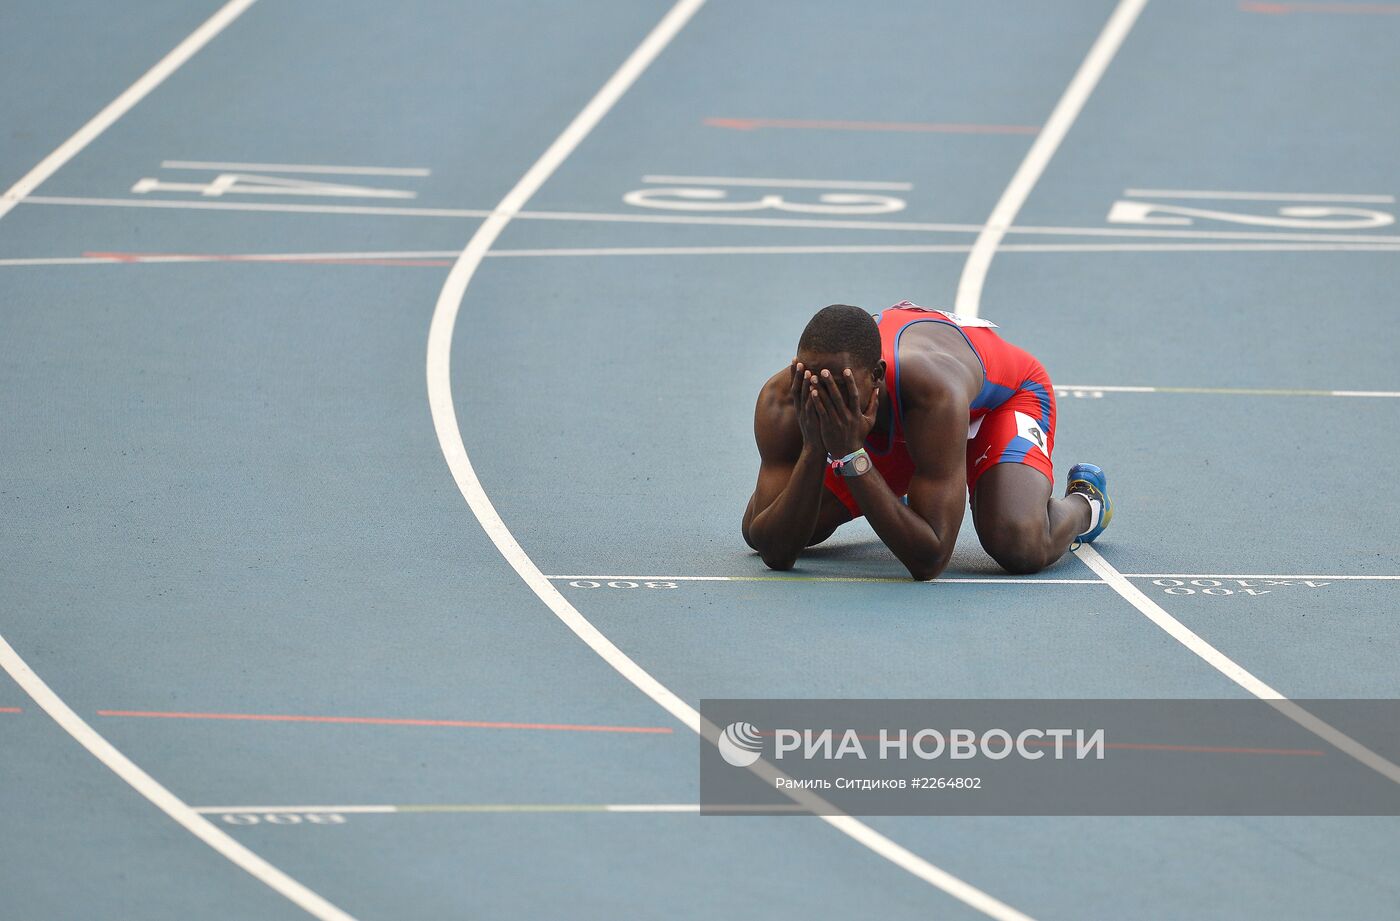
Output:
(852, 453), (872, 475)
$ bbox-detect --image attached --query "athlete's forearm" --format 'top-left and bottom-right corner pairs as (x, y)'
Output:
(744, 447), (828, 570)
(845, 474), (948, 581)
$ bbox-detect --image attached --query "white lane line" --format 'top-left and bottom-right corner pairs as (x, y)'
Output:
(547, 575), (1105, 584)
(120, 250), (454, 262)
(8, 240), (1399, 270)
(17, 251), (456, 266)
(1131, 574), (1400, 581)
(101, 250), (456, 264)
(1124, 188), (1396, 204)
(492, 244), (974, 256)
(998, 242), (1400, 253)
(517, 212), (1400, 244)
(0, 257), (124, 267)
(1002, 220), (1400, 242)
(196, 805), (398, 815)
(160, 160), (430, 177)
(0, 0), (259, 223)
(25, 195), (490, 220)
(641, 174), (913, 190)
(422, 2), (1032, 918)
(955, 0), (1150, 316)
(0, 0), (355, 914)
(23, 194), (1400, 245)
(0, 252), (453, 268)
(1076, 547), (1400, 784)
(1056, 384), (1400, 398)
(1061, 385), (1152, 392)
(194, 804), (707, 814)
(549, 573), (1400, 584)
(942, 0), (1400, 791)
(489, 242), (1400, 257)
(1058, 380), (1400, 397)
(0, 634), (355, 920)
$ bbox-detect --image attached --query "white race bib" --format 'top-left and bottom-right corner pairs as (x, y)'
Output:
(1013, 411), (1049, 455)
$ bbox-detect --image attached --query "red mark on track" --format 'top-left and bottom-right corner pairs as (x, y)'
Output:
(0, 707), (22, 714)
(96, 710), (673, 734)
(704, 117), (1039, 135)
(82, 251), (453, 267)
(1241, 1), (1400, 12)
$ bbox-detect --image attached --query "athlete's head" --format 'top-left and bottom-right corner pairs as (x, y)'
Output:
(796, 304), (886, 399)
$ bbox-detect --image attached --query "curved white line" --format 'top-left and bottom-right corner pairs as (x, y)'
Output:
(0, 635), (355, 920)
(954, 0), (1150, 317)
(948, 0), (1400, 789)
(423, 2), (1033, 919)
(1077, 548), (1400, 784)
(0, 0), (357, 915)
(0, 0), (260, 222)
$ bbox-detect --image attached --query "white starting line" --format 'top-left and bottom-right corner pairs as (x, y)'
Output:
(196, 803), (703, 815)
(4, 240), (1400, 270)
(545, 573), (1400, 584)
(19, 194), (1400, 246)
(1053, 385), (1400, 398)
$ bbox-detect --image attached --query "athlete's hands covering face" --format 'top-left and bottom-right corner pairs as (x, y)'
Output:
(789, 361), (826, 452)
(811, 368), (879, 458)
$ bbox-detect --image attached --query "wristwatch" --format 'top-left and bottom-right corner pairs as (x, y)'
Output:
(830, 448), (872, 478)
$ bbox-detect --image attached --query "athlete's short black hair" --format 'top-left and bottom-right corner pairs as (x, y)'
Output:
(797, 304), (881, 369)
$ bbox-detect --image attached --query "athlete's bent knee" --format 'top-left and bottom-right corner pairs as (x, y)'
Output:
(994, 551), (1048, 576)
(982, 519), (1050, 575)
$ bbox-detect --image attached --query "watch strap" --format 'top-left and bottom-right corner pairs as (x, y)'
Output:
(830, 448), (871, 477)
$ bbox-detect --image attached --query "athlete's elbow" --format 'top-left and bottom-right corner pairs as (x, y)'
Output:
(743, 522), (794, 570)
(756, 541), (798, 571)
(905, 554), (949, 582)
(759, 549), (797, 571)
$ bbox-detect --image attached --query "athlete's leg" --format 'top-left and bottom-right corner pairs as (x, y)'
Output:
(972, 464), (1090, 574)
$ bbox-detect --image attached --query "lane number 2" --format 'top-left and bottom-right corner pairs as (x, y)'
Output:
(1108, 190), (1394, 230)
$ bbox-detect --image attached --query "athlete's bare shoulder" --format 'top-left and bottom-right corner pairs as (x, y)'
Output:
(756, 366), (794, 416)
(893, 325), (982, 414)
(753, 366), (802, 458)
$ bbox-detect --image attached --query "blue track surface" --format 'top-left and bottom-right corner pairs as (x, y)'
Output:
(3, 2), (1399, 919)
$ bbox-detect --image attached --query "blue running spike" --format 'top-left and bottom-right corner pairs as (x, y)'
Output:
(1066, 463), (1112, 543)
